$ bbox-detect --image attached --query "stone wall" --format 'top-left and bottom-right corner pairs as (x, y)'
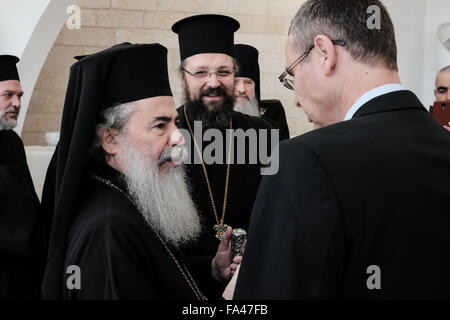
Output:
(22, 0), (309, 146)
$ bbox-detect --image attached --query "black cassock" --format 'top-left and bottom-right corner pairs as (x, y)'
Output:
(177, 107), (281, 299)
(62, 164), (201, 300)
(0, 130), (41, 299)
(261, 99), (290, 140)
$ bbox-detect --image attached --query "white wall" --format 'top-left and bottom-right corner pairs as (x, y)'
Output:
(0, 0), (50, 56)
(0, 0), (78, 135)
(422, 0), (450, 108)
(384, 0), (426, 100)
(384, 0), (450, 108)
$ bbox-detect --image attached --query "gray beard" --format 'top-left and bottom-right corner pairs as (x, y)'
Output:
(234, 97), (260, 117)
(0, 111), (17, 131)
(118, 136), (201, 249)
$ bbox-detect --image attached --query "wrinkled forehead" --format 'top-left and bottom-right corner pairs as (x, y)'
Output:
(184, 53), (234, 69)
(0, 80), (22, 92)
(234, 77), (255, 83)
(131, 95), (177, 118)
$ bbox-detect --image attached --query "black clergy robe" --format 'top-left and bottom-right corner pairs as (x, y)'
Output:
(0, 130), (41, 299)
(260, 99), (290, 139)
(62, 164), (202, 300)
(177, 107), (282, 299)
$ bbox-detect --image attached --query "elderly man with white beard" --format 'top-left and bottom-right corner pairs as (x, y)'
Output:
(41, 43), (236, 300)
(233, 44), (290, 139)
(232, 44), (261, 118)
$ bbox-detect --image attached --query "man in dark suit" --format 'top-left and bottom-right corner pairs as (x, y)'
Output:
(232, 0), (450, 299)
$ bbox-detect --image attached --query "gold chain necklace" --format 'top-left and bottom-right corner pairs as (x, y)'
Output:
(91, 173), (207, 300)
(183, 105), (233, 240)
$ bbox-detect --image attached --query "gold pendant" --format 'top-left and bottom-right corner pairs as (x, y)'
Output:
(214, 221), (228, 239)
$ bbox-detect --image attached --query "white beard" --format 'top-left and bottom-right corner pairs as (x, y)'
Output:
(234, 97), (260, 117)
(118, 136), (201, 249)
(0, 109), (17, 131)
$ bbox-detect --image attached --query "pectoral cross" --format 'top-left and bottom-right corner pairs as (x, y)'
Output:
(214, 220), (228, 239)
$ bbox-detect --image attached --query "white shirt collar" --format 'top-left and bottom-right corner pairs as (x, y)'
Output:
(344, 83), (406, 120)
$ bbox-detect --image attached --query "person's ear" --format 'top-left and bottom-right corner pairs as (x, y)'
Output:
(100, 128), (120, 156)
(314, 35), (337, 77)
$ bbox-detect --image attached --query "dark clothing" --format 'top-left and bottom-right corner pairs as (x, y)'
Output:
(177, 107), (281, 299)
(42, 43), (175, 299)
(235, 90), (450, 299)
(38, 147), (57, 260)
(0, 130), (41, 299)
(261, 99), (290, 139)
(62, 164), (201, 300)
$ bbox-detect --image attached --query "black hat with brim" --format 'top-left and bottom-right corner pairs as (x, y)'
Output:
(172, 14), (240, 61)
(41, 42), (173, 298)
(0, 55), (20, 82)
(233, 44), (261, 102)
(73, 55), (88, 61)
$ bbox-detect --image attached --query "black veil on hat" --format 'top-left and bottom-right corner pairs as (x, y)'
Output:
(233, 44), (261, 103)
(41, 42), (173, 298)
(73, 54), (88, 61)
(172, 14), (240, 61)
(0, 55), (20, 81)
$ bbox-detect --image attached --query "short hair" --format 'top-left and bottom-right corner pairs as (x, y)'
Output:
(90, 101), (135, 163)
(289, 0), (398, 71)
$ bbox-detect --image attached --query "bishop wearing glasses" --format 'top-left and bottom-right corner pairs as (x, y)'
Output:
(172, 14), (284, 299)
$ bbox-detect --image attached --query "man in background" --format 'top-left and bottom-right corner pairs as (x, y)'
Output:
(431, 66), (450, 130)
(434, 66), (450, 102)
(0, 55), (42, 299)
(233, 44), (290, 139)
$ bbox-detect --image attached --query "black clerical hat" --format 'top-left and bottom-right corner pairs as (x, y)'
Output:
(41, 43), (173, 298)
(73, 43), (172, 110)
(233, 44), (261, 102)
(0, 55), (20, 82)
(100, 43), (172, 109)
(172, 14), (240, 60)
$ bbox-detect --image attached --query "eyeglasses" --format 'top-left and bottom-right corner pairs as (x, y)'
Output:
(181, 68), (234, 80)
(437, 86), (449, 94)
(278, 39), (346, 90)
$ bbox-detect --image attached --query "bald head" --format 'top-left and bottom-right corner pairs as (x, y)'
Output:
(435, 66), (450, 102)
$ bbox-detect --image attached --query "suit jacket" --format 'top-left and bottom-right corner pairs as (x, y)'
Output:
(234, 90), (450, 299)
